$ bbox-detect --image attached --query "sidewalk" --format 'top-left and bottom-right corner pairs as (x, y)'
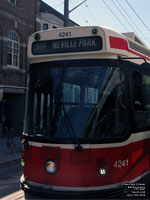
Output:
(0, 136), (22, 167)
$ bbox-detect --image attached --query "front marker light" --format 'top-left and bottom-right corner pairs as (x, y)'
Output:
(98, 168), (107, 176)
(45, 160), (57, 174)
(92, 28), (98, 35)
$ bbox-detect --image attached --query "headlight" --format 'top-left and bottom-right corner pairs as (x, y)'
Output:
(98, 168), (107, 176)
(45, 160), (57, 174)
(97, 158), (108, 176)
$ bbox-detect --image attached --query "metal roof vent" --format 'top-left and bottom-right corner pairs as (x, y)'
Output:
(122, 32), (145, 46)
(128, 39), (150, 58)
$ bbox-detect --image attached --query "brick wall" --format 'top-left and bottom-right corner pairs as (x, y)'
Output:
(0, 0), (40, 88)
(0, 0), (41, 135)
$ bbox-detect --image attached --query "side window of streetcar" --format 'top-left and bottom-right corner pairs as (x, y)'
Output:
(133, 71), (150, 128)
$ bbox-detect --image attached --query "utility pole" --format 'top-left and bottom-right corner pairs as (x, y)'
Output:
(64, 0), (87, 27)
(64, 0), (69, 27)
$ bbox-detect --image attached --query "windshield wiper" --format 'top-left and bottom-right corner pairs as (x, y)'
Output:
(51, 92), (83, 151)
(51, 83), (83, 151)
(61, 101), (83, 151)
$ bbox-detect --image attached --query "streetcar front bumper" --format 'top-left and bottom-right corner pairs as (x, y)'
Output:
(20, 175), (129, 199)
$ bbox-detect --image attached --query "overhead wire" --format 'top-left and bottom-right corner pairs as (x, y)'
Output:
(113, 0), (150, 45)
(112, 0), (138, 33)
(102, 0), (129, 31)
(115, 0), (147, 39)
(70, 0), (90, 25)
(102, 0), (150, 46)
(85, 2), (100, 25)
(125, 0), (150, 33)
(43, 0), (150, 46)
(124, 0), (150, 45)
(55, 1), (64, 8)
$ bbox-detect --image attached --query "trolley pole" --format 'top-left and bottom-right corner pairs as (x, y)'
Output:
(64, 0), (87, 27)
(64, 0), (69, 27)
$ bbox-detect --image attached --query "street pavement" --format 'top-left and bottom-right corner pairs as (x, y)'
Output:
(0, 136), (22, 167)
(0, 136), (24, 200)
(0, 162), (24, 200)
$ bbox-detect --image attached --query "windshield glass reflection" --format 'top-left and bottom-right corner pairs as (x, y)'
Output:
(24, 63), (128, 140)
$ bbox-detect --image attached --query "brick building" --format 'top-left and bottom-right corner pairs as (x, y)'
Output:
(0, 0), (40, 136)
(0, 0), (77, 137)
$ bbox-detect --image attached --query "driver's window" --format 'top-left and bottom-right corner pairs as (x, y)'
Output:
(133, 71), (150, 128)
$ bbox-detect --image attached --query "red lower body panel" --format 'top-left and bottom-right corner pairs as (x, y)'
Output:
(24, 138), (150, 189)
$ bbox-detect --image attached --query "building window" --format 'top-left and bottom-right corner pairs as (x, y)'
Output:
(52, 25), (58, 29)
(7, 0), (16, 5)
(43, 24), (48, 30)
(7, 31), (19, 67)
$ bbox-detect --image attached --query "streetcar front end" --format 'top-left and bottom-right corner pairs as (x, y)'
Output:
(21, 26), (150, 199)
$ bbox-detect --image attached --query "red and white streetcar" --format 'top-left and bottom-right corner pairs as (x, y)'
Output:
(21, 26), (150, 199)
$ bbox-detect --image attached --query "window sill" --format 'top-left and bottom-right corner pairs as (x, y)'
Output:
(3, 65), (26, 73)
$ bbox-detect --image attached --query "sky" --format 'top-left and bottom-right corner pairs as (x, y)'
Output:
(42, 0), (150, 47)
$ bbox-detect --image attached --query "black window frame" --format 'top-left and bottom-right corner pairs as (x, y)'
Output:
(23, 59), (131, 144)
(130, 62), (150, 132)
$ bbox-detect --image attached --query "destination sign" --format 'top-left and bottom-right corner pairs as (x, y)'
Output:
(32, 36), (102, 55)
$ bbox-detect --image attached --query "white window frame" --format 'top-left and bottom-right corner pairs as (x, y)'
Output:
(7, 31), (19, 68)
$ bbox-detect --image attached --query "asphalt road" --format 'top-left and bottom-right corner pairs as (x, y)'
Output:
(0, 161), (24, 200)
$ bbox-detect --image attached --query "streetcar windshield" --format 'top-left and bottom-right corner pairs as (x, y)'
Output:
(24, 61), (128, 141)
